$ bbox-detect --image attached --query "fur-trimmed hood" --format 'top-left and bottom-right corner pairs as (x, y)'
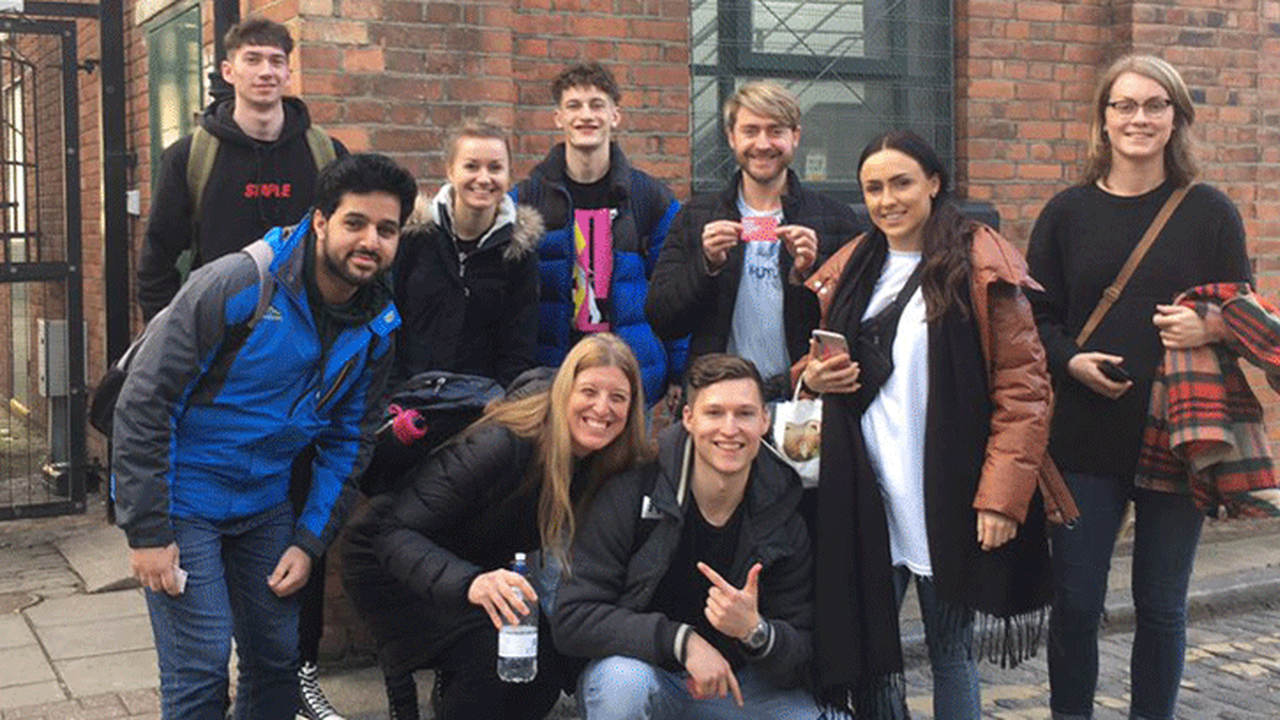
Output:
(405, 185), (544, 262)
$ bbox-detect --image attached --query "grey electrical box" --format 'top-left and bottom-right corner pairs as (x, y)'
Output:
(37, 319), (86, 398)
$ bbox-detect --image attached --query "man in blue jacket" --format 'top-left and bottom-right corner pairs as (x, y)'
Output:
(112, 153), (417, 720)
(512, 61), (685, 409)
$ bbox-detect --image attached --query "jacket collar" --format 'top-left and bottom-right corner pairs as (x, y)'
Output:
(533, 142), (634, 202)
(428, 183), (518, 251)
(649, 425), (801, 537)
(402, 187), (544, 262)
(805, 223), (1045, 326)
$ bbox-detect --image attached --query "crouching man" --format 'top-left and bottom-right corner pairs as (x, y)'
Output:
(554, 353), (824, 719)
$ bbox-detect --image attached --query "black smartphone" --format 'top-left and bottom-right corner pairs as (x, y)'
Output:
(1098, 360), (1131, 383)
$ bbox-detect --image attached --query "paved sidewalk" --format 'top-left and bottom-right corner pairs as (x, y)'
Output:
(1, 496), (1277, 719)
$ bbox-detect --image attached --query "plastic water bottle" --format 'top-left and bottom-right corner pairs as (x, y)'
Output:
(497, 552), (538, 683)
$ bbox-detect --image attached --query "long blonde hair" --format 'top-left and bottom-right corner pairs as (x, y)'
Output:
(477, 334), (651, 566)
(1082, 54), (1198, 188)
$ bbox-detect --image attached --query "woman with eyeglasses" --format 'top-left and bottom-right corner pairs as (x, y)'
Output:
(1026, 55), (1251, 720)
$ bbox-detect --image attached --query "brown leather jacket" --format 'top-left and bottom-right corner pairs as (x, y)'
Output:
(800, 226), (1079, 526)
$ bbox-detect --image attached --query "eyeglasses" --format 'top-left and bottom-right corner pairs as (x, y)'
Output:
(1106, 98), (1173, 119)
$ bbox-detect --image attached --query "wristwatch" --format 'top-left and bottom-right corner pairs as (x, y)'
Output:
(741, 618), (770, 652)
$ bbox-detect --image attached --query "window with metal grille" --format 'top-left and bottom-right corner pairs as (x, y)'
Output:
(691, 0), (953, 202)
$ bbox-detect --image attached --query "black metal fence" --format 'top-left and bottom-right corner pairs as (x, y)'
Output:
(0, 14), (86, 520)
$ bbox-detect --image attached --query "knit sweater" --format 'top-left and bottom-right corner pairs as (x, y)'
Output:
(1026, 180), (1251, 476)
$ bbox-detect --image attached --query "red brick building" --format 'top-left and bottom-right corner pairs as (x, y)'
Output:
(124, 0), (1280, 365)
(1, 0), (1275, 651)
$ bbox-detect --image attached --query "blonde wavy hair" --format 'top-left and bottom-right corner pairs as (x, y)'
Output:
(722, 81), (802, 134)
(476, 333), (651, 567)
(1082, 54), (1199, 188)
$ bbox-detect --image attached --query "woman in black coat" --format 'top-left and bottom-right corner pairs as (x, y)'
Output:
(391, 119), (542, 389)
(343, 333), (652, 720)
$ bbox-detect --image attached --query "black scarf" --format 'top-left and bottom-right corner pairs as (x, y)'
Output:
(813, 232), (1053, 716)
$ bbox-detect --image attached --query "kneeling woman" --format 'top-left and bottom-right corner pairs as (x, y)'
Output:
(801, 130), (1068, 719)
(343, 334), (651, 720)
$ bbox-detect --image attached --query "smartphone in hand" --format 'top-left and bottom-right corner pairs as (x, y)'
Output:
(812, 329), (849, 361)
(1098, 360), (1131, 383)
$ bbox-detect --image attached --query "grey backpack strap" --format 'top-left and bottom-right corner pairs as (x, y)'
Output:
(241, 239), (276, 326)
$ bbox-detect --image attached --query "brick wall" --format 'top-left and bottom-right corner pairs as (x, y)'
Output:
(957, 0), (1280, 444)
(955, 0), (1112, 244)
(247, 0), (690, 195)
(83, 0), (1279, 663)
(957, 0), (1280, 283)
(509, 0), (692, 195)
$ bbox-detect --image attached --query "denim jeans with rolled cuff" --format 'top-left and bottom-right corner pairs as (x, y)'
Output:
(144, 501), (300, 720)
(1048, 473), (1203, 720)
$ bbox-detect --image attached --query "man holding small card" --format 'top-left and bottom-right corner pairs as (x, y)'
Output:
(646, 82), (862, 400)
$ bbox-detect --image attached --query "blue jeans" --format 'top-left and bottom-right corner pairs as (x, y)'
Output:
(876, 567), (980, 720)
(144, 502), (300, 720)
(1048, 473), (1204, 720)
(578, 655), (828, 720)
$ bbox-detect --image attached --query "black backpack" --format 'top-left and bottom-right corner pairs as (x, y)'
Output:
(89, 239), (276, 437)
(359, 371), (507, 496)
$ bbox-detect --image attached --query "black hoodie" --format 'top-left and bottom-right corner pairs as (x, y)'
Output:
(137, 96), (347, 319)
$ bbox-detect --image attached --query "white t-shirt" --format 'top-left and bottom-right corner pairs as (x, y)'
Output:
(859, 250), (932, 575)
(726, 197), (789, 382)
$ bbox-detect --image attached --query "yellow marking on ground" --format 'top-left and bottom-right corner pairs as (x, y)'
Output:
(1220, 661), (1270, 679)
(983, 684), (1049, 701)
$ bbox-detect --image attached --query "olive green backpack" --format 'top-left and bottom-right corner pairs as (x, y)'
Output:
(176, 124), (336, 280)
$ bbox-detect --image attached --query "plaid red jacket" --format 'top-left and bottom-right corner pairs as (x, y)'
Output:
(1136, 283), (1280, 518)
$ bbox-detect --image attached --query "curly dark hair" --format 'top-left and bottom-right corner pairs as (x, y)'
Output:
(314, 153), (418, 226)
(550, 62), (621, 105)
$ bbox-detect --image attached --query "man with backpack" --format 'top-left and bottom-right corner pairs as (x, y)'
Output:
(113, 153), (416, 720)
(136, 16), (344, 321)
(133, 18), (349, 718)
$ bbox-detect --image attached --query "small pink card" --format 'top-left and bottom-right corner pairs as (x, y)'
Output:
(742, 215), (779, 243)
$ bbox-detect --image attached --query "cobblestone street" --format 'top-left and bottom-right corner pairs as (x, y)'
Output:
(902, 604), (1280, 719)
(3, 504), (1278, 719)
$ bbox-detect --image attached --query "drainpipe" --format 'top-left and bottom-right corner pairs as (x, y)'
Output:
(208, 0), (240, 103)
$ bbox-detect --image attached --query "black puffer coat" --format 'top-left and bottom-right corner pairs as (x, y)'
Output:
(342, 424), (541, 675)
(391, 187), (543, 388)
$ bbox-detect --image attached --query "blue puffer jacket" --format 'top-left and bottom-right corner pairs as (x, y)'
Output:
(112, 218), (398, 559)
(511, 143), (685, 405)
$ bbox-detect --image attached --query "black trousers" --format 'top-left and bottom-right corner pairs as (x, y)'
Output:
(431, 619), (566, 720)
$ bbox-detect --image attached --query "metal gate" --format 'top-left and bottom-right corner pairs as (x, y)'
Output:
(0, 14), (86, 520)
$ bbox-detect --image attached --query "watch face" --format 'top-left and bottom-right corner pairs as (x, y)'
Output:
(745, 620), (768, 649)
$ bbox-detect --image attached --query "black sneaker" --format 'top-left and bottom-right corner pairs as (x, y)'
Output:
(297, 661), (347, 720)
